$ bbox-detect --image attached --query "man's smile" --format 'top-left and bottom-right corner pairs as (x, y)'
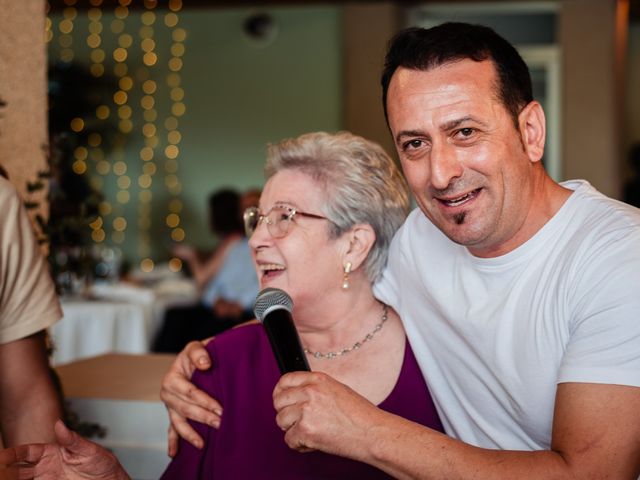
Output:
(435, 188), (482, 208)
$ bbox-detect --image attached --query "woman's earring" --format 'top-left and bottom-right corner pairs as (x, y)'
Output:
(342, 262), (352, 290)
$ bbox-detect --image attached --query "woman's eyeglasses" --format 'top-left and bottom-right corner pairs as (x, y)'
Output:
(243, 204), (328, 238)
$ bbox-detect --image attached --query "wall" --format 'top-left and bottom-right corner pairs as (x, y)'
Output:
(560, 0), (625, 198)
(175, 7), (342, 250)
(343, 2), (402, 158)
(0, 0), (49, 221)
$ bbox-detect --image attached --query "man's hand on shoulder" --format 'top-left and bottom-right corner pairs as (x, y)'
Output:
(159, 339), (221, 457)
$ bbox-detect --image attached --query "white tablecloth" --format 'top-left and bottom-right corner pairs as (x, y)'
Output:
(50, 280), (197, 366)
(51, 300), (151, 365)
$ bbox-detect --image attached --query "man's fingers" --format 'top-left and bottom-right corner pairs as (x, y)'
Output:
(184, 341), (211, 370)
(167, 425), (179, 458)
(272, 374), (324, 435)
(162, 386), (222, 426)
(53, 420), (78, 449)
(273, 372), (326, 411)
(160, 377), (222, 417)
(275, 403), (304, 433)
(181, 386), (223, 416)
(283, 423), (316, 453)
(168, 410), (204, 450)
(168, 393), (222, 427)
(160, 338), (221, 453)
(4, 444), (46, 465)
(273, 371), (324, 398)
(55, 422), (105, 465)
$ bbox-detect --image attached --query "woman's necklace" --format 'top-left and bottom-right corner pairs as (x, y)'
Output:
(303, 304), (389, 360)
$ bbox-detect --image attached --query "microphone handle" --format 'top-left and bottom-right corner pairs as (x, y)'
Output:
(262, 308), (310, 374)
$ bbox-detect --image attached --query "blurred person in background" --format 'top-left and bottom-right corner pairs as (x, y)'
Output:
(152, 188), (259, 353)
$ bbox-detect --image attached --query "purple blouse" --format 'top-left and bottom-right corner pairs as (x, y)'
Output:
(160, 324), (443, 479)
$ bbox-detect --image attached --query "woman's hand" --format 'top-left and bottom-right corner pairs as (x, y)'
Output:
(0, 420), (129, 480)
(159, 339), (222, 457)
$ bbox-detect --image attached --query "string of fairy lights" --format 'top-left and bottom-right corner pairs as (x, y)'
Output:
(164, 4), (186, 274)
(46, 0), (186, 273)
(137, 3), (158, 271)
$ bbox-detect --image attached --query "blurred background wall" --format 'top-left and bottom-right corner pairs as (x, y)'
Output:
(44, 4), (342, 267)
(0, 0), (49, 223)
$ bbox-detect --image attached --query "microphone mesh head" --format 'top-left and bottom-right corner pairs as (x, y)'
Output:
(253, 288), (293, 321)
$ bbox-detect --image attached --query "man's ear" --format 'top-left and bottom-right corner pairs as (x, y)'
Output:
(342, 223), (376, 272)
(518, 100), (546, 164)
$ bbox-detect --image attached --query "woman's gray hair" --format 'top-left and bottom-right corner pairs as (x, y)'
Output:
(265, 131), (410, 282)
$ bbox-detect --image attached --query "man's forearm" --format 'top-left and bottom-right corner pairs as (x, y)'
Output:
(363, 415), (572, 480)
(1, 379), (62, 445)
(0, 332), (63, 445)
(275, 374), (640, 479)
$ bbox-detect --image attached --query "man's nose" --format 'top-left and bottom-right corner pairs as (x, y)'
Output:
(429, 141), (463, 190)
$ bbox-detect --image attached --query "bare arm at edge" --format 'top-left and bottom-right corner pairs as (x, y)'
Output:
(0, 331), (63, 446)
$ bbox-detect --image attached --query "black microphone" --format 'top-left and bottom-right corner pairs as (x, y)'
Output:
(253, 288), (310, 374)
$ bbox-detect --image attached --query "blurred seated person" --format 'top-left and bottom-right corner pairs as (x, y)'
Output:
(153, 188), (259, 353)
(2, 131), (444, 479)
(240, 187), (261, 216)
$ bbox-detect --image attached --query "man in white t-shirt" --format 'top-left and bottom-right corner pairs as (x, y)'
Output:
(159, 23), (640, 478)
(0, 176), (63, 445)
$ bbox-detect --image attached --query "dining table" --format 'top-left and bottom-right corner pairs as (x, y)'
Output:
(50, 277), (197, 366)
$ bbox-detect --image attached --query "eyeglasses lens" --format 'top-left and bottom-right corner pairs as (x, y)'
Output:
(270, 209), (290, 238)
(243, 206), (292, 238)
(243, 207), (259, 236)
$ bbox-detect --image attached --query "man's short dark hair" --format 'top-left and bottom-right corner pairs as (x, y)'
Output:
(381, 23), (533, 127)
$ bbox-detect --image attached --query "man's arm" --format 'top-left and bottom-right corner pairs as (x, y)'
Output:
(0, 331), (62, 446)
(274, 373), (640, 479)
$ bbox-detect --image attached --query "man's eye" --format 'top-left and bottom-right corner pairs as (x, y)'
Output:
(404, 139), (423, 150)
(458, 128), (474, 137)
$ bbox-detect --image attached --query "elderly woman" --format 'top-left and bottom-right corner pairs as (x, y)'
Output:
(0, 132), (442, 479)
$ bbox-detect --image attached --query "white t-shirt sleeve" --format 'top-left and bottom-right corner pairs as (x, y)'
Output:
(0, 180), (62, 344)
(559, 228), (640, 387)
